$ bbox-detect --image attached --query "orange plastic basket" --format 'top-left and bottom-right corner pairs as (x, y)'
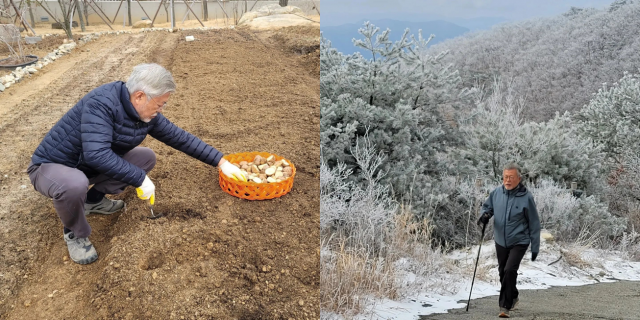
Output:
(218, 152), (296, 200)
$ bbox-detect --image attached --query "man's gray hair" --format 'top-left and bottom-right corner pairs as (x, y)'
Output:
(503, 162), (522, 178)
(126, 63), (176, 98)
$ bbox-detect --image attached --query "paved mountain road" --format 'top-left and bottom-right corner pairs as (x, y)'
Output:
(420, 280), (640, 319)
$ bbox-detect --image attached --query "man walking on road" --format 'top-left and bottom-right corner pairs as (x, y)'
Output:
(27, 63), (247, 265)
(477, 162), (541, 318)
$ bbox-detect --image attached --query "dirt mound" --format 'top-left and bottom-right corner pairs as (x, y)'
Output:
(246, 14), (318, 30)
(267, 26), (320, 76)
(0, 26), (319, 319)
(238, 5), (319, 30)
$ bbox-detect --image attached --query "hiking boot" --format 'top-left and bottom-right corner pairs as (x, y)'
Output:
(84, 197), (124, 215)
(63, 231), (98, 265)
(499, 307), (510, 318)
(510, 297), (519, 311)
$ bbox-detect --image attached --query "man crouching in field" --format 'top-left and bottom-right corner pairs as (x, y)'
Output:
(27, 63), (246, 265)
(477, 162), (541, 318)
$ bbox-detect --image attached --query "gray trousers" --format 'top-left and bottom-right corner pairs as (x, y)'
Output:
(28, 147), (156, 238)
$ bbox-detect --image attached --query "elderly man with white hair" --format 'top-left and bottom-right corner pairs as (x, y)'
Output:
(27, 63), (246, 265)
(477, 162), (541, 318)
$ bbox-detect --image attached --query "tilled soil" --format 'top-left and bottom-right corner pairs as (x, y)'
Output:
(0, 26), (319, 320)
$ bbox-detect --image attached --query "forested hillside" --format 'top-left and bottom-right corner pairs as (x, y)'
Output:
(432, 0), (640, 121)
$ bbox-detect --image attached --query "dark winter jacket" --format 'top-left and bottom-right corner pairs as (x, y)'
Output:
(30, 81), (224, 187)
(481, 183), (541, 253)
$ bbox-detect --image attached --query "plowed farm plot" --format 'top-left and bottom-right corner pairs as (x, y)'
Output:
(0, 26), (319, 320)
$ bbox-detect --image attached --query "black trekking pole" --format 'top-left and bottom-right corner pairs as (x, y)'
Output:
(466, 222), (487, 312)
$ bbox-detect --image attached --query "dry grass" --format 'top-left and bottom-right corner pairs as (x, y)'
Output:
(555, 226), (602, 268)
(320, 240), (397, 315)
(473, 255), (495, 283)
(559, 248), (591, 269)
(321, 208), (443, 317)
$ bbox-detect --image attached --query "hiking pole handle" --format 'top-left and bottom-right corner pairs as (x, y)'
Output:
(466, 222), (486, 312)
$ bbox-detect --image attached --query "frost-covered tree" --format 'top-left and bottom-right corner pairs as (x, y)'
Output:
(607, 150), (640, 229)
(321, 21), (623, 250)
(609, 0), (634, 12)
(530, 178), (626, 242)
(456, 80), (523, 180)
(575, 72), (640, 229)
(456, 80), (605, 191)
(321, 22), (471, 198)
(321, 136), (397, 254)
(575, 72), (640, 165)
(431, 2), (640, 121)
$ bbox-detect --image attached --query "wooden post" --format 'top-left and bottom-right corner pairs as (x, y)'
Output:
(19, 11), (36, 35)
(35, 0), (62, 25)
(12, 0), (37, 35)
(571, 181), (577, 191)
(215, 0), (228, 20)
(9, 0), (30, 32)
(181, 0), (194, 23)
(202, 0), (208, 21)
(150, 0), (165, 27)
(126, 0), (131, 25)
(164, 0), (168, 22)
(13, 0), (24, 25)
(309, 0), (319, 15)
(85, 0), (113, 30)
(182, 0), (204, 26)
(133, 0), (152, 22)
(475, 178), (482, 189)
(87, 0), (111, 26)
(111, 0), (124, 24)
(170, 0), (174, 29)
(249, 0), (258, 11)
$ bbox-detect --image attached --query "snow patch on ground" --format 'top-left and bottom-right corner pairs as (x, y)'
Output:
(351, 235), (640, 319)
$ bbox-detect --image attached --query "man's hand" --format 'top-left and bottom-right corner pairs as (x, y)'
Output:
(219, 159), (247, 182)
(136, 175), (155, 205)
(532, 252), (538, 262)
(477, 212), (491, 226)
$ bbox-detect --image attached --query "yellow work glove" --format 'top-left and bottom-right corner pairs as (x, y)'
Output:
(136, 175), (155, 205)
(219, 159), (247, 182)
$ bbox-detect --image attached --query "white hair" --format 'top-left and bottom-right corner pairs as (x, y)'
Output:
(125, 63), (176, 98)
(503, 162), (522, 178)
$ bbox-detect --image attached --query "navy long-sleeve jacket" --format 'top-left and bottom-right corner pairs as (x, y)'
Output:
(31, 81), (223, 187)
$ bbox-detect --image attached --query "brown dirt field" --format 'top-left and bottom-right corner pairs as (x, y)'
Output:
(265, 26), (320, 76)
(0, 15), (320, 78)
(0, 25), (319, 320)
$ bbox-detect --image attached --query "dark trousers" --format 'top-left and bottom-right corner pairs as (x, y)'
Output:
(496, 243), (528, 310)
(27, 147), (156, 238)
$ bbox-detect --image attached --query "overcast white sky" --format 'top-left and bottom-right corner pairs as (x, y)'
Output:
(322, 0), (616, 26)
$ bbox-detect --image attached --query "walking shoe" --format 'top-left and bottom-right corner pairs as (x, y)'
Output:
(84, 197), (124, 215)
(498, 307), (510, 318)
(63, 231), (98, 265)
(510, 297), (519, 311)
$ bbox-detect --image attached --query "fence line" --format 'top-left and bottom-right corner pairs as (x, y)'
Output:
(1, 0), (319, 26)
